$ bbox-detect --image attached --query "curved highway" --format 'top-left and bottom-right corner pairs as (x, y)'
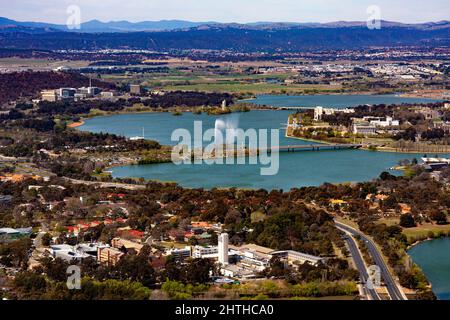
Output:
(341, 232), (381, 300)
(335, 221), (407, 300)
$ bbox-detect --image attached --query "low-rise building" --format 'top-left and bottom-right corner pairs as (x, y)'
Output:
(314, 106), (355, 121)
(270, 250), (324, 267)
(111, 237), (144, 254)
(76, 243), (108, 256)
(41, 86), (102, 102)
(101, 91), (115, 99)
(190, 221), (214, 229)
(369, 116), (400, 127)
(433, 120), (450, 131)
(329, 199), (349, 208)
(49, 244), (90, 263)
(0, 173), (40, 183)
(415, 107), (441, 120)
(221, 264), (256, 279)
(353, 122), (377, 136)
(184, 231), (211, 244)
(165, 246), (192, 261)
(41, 90), (58, 102)
(398, 203), (412, 215)
(58, 88), (77, 99)
(193, 245), (218, 259)
(0, 227), (32, 243)
(97, 247), (124, 266)
(130, 84), (142, 95)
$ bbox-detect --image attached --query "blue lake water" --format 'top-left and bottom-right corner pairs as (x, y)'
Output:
(408, 238), (450, 300)
(245, 94), (441, 108)
(79, 109), (444, 190)
(110, 149), (425, 190)
(80, 110), (295, 146)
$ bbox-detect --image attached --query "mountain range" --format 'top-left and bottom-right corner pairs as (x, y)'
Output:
(1, 17), (450, 33)
(0, 17), (208, 32)
(0, 17), (449, 52)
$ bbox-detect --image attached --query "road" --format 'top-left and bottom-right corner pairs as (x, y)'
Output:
(341, 232), (381, 300)
(335, 221), (407, 300)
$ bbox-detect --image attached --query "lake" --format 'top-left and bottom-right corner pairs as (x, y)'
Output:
(245, 94), (441, 108)
(80, 110), (295, 146)
(408, 238), (450, 300)
(110, 149), (425, 190)
(79, 108), (444, 190)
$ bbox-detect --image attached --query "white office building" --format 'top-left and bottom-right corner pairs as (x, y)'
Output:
(314, 106), (355, 121)
(370, 116), (400, 127)
(193, 245), (219, 258)
(49, 244), (90, 263)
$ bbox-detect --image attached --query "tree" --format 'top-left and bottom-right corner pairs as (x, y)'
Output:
(0, 238), (32, 269)
(163, 255), (181, 281)
(379, 171), (396, 181)
(13, 271), (47, 295)
(400, 214), (416, 228)
(429, 210), (448, 225)
(183, 258), (214, 284)
(41, 233), (52, 247)
(113, 251), (156, 288)
(224, 208), (242, 225)
(416, 290), (437, 300)
(40, 257), (70, 282)
(265, 256), (288, 278)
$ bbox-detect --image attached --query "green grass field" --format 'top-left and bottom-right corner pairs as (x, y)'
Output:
(102, 70), (343, 94)
(402, 224), (450, 240)
(162, 82), (342, 94)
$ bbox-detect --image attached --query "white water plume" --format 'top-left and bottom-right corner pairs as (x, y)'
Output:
(214, 114), (240, 147)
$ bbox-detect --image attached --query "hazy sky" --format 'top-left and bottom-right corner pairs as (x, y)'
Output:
(1, 0), (449, 24)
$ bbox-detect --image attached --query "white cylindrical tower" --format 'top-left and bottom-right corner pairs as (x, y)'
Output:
(218, 233), (229, 265)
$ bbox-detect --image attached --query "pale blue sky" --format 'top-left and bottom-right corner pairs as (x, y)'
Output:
(1, 0), (449, 24)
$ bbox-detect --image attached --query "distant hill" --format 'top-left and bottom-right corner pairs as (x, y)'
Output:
(0, 17), (449, 52)
(0, 17), (212, 32)
(1, 17), (450, 33)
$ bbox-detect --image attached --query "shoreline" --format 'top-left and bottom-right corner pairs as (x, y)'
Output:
(284, 132), (333, 145)
(68, 120), (85, 128)
(243, 91), (446, 103)
(75, 90), (445, 124)
(72, 108), (270, 125)
(406, 236), (450, 299)
(285, 133), (450, 154)
(366, 147), (450, 154)
(406, 235), (449, 251)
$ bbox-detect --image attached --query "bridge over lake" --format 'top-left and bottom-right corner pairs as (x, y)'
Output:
(190, 143), (364, 161)
(254, 143), (363, 153)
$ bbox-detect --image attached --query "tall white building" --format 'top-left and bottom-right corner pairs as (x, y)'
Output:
(221, 100), (227, 111)
(218, 233), (229, 265)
